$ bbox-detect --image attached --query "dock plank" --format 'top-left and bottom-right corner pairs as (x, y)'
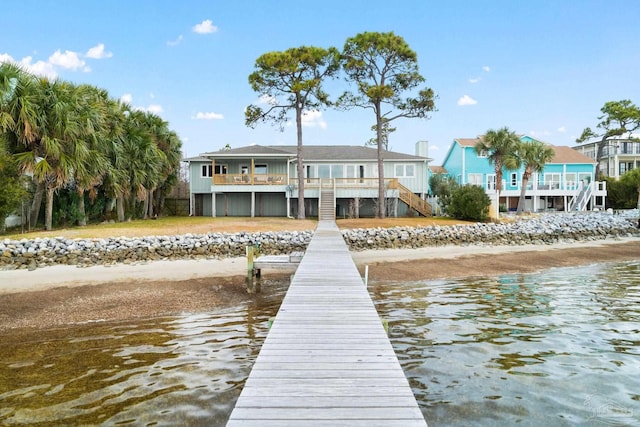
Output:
(226, 220), (427, 426)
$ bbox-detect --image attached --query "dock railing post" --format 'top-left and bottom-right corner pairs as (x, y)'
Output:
(246, 244), (261, 293)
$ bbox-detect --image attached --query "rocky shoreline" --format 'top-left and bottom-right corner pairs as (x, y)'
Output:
(1, 211), (639, 271)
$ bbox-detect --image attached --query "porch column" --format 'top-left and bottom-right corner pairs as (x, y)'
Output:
(211, 193), (216, 217)
(190, 192), (194, 216)
(251, 191), (255, 217)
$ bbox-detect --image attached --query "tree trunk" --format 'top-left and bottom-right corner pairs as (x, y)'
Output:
(295, 102), (305, 220)
(376, 103), (385, 219)
(595, 135), (607, 179)
(148, 188), (155, 218)
(77, 189), (87, 226)
(29, 181), (44, 227)
(116, 195), (125, 222)
(45, 186), (54, 231)
(155, 188), (163, 217)
(142, 191), (150, 219)
(495, 159), (503, 192)
(516, 171), (530, 215)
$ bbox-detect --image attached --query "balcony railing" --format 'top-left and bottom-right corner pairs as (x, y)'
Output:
(213, 175), (399, 188)
(213, 174), (286, 185)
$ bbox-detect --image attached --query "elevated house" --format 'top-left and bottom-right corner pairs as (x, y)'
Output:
(438, 135), (607, 212)
(184, 143), (432, 218)
(573, 133), (640, 179)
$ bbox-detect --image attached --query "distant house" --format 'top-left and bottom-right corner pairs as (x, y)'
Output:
(184, 143), (432, 218)
(573, 134), (640, 179)
(438, 135), (607, 212)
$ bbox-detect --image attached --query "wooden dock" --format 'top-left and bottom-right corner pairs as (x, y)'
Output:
(227, 220), (427, 426)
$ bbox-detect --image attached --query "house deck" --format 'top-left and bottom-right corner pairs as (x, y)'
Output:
(226, 220), (427, 426)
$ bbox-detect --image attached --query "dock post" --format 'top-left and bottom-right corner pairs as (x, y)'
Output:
(364, 265), (369, 286)
(246, 245), (256, 293)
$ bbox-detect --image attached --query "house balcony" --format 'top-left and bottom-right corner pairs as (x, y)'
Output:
(213, 173), (287, 185)
(494, 180), (607, 198)
(211, 175), (405, 198)
(212, 175), (397, 189)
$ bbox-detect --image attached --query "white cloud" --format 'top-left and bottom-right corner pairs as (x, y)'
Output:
(146, 104), (164, 114)
(120, 93), (133, 104)
(49, 49), (86, 70)
(457, 95), (477, 106)
(0, 53), (13, 64)
(301, 110), (327, 129)
(85, 43), (112, 59)
(193, 19), (218, 34)
(167, 35), (184, 46)
(193, 111), (224, 120)
(2, 44), (111, 79)
(6, 55), (58, 79)
(483, 66), (491, 72)
(469, 77), (480, 83)
(557, 126), (566, 133)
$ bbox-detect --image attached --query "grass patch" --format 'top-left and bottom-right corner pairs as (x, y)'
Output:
(3, 216), (474, 240)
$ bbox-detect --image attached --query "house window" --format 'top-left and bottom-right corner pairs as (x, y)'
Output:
(214, 164), (227, 175)
(201, 164), (212, 178)
(468, 173), (483, 186)
(394, 164), (415, 178)
(510, 172), (518, 187)
(578, 173), (591, 185)
(331, 164), (344, 178)
(254, 164), (267, 174)
(477, 150), (488, 158)
(346, 165), (365, 179)
(241, 165), (249, 175)
(544, 173), (561, 189)
(565, 173), (577, 189)
(317, 164), (331, 178)
(620, 162), (634, 175)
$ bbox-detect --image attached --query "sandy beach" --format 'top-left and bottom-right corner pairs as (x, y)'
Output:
(1, 237), (639, 330)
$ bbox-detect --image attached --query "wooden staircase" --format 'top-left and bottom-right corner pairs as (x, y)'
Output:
(319, 180), (335, 220)
(390, 180), (432, 217)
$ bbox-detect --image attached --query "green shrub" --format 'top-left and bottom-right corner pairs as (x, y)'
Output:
(428, 173), (459, 215)
(448, 184), (491, 221)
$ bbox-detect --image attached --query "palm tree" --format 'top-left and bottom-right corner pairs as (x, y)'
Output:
(505, 140), (555, 214)
(0, 63), (44, 227)
(474, 127), (521, 193)
(71, 84), (110, 225)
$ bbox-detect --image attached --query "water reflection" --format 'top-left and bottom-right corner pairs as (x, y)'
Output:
(371, 261), (640, 427)
(0, 279), (288, 426)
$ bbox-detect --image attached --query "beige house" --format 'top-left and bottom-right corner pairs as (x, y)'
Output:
(184, 143), (432, 218)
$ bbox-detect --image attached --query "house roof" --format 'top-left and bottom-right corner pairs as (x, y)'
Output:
(430, 165), (447, 174)
(454, 138), (481, 147)
(200, 145), (294, 157)
(199, 144), (430, 161)
(182, 156), (210, 162)
(549, 146), (595, 164)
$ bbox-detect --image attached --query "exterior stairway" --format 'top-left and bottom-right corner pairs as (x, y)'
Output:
(319, 181), (335, 220)
(390, 180), (432, 217)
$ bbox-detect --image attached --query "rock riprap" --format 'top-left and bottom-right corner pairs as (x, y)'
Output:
(1, 211), (638, 270)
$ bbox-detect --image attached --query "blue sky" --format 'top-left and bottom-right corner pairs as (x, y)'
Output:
(2, 0), (639, 164)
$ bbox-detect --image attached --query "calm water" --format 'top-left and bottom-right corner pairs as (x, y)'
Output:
(371, 261), (640, 426)
(0, 280), (288, 426)
(1, 263), (639, 426)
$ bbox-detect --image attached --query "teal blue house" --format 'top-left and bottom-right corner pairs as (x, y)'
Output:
(439, 135), (607, 212)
